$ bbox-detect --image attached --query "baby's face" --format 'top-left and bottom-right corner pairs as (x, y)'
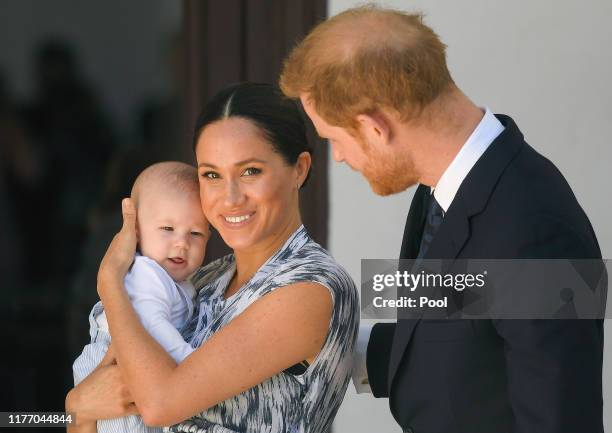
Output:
(137, 190), (209, 281)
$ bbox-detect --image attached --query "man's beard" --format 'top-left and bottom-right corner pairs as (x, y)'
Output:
(360, 139), (418, 196)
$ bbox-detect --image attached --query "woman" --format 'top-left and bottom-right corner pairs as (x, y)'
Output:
(66, 82), (359, 433)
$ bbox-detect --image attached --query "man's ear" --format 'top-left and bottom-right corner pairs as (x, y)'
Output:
(356, 111), (393, 147)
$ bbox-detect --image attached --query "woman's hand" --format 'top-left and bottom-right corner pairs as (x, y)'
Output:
(66, 346), (138, 427)
(98, 198), (137, 295)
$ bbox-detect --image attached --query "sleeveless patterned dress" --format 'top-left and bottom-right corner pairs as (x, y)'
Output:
(164, 225), (359, 433)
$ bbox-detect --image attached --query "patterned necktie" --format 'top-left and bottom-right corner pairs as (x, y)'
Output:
(417, 194), (444, 259)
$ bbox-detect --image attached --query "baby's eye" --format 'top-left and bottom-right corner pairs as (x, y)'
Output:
(190, 231), (203, 237)
(202, 171), (220, 179)
(242, 167), (261, 176)
(160, 226), (174, 232)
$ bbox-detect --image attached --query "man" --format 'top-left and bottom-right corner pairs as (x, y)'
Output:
(280, 5), (603, 433)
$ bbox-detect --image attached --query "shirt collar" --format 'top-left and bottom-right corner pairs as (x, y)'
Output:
(432, 108), (505, 213)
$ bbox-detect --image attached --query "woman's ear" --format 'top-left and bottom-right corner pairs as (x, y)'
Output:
(295, 151), (312, 189)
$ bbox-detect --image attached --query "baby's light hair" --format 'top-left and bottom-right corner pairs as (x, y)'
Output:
(131, 161), (199, 208)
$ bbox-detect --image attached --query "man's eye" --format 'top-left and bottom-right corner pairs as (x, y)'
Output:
(202, 171), (220, 179)
(243, 167), (261, 176)
(160, 226), (174, 231)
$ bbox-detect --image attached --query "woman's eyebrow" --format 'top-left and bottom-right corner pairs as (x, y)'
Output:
(198, 158), (267, 168)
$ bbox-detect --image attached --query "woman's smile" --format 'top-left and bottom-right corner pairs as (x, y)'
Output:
(221, 211), (256, 228)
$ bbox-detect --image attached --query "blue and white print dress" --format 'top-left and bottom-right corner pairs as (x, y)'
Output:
(165, 225), (359, 433)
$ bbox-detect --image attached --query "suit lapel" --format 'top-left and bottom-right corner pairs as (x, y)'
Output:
(399, 184), (430, 259)
(387, 184), (430, 390)
(387, 114), (526, 391)
(424, 196), (471, 261)
(388, 195), (472, 389)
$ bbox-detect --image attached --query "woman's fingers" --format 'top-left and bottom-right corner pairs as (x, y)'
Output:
(98, 198), (138, 287)
(100, 344), (117, 366)
(114, 198), (137, 261)
(67, 365), (136, 422)
(120, 198), (137, 242)
(124, 403), (140, 417)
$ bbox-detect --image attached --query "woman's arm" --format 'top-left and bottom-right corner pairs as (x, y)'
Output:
(103, 279), (332, 426)
(64, 200), (143, 429)
(98, 199), (333, 427)
(66, 345), (138, 432)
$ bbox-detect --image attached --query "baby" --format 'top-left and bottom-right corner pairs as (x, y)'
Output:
(73, 161), (209, 433)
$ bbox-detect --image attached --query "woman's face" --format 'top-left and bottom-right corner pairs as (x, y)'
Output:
(195, 117), (308, 252)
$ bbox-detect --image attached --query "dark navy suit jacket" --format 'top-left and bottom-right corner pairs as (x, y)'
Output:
(367, 115), (604, 433)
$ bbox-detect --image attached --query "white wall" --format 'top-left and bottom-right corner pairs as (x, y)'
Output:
(327, 1), (612, 432)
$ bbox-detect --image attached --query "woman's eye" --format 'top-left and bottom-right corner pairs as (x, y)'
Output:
(242, 167), (261, 176)
(160, 226), (174, 232)
(202, 171), (220, 179)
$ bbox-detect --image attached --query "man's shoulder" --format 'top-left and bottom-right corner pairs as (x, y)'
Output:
(468, 140), (600, 258)
(493, 142), (584, 218)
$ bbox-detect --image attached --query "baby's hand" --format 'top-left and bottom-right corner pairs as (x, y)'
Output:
(98, 198), (137, 290)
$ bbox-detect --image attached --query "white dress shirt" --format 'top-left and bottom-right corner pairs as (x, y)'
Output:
(352, 108), (504, 393)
